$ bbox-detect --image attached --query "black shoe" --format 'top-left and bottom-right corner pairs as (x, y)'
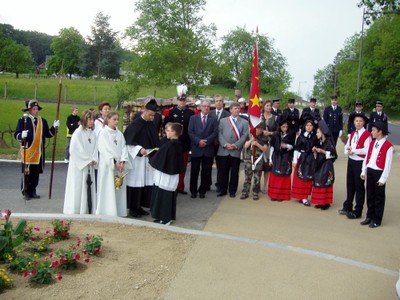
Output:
(30, 194), (40, 199)
(338, 209), (350, 215)
(129, 211), (142, 218)
(369, 222), (380, 228)
(139, 208), (149, 216)
(360, 218), (371, 225)
(217, 193), (227, 197)
(153, 219), (160, 223)
(176, 190), (188, 195)
(321, 204), (331, 210)
(199, 194), (205, 199)
(229, 194), (236, 198)
(24, 194), (31, 200)
(347, 211), (361, 219)
(190, 194), (197, 199)
(315, 205), (323, 209)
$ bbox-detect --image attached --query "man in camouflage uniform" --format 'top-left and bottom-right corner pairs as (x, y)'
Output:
(240, 122), (268, 200)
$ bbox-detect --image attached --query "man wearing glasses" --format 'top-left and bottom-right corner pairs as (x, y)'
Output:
(188, 100), (218, 199)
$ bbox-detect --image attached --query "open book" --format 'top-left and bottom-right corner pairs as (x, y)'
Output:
(144, 148), (159, 157)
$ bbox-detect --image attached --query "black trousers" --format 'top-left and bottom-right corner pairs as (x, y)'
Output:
(21, 164), (41, 196)
(190, 156), (213, 195)
(217, 155), (241, 195)
(366, 168), (386, 225)
(342, 159), (365, 215)
(331, 132), (339, 146)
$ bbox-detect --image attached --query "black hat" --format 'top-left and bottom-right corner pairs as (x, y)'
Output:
(288, 98), (295, 104)
(371, 121), (389, 135)
(330, 95), (338, 100)
(145, 99), (158, 112)
(349, 112), (369, 126)
(309, 98), (317, 103)
(355, 101), (363, 106)
(318, 119), (331, 136)
(375, 101), (383, 106)
(22, 99), (42, 112)
(272, 98), (280, 103)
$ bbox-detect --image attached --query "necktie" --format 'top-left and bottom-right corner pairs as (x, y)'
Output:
(375, 142), (379, 149)
(216, 111), (220, 120)
(355, 131), (359, 144)
(202, 115), (206, 128)
(378, 112), (381, 116)
(34, 117), (37, 125)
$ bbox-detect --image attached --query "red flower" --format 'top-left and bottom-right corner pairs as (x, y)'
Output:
(23, 271), (29, 277)
(77, 239), (82, 246)
(34, 227), (40, 231)
(61, 231), (67, 237)
(57, 274), (63, 281)
(54, 228), (59, 234)
(46, 229), (51, 234)
(84, 257), (90, 263)
(51, 260), (59, 268)
(60, 257), (68, 263)
(31, 269), (37, 276)
(34, 261), (39, 267)
(49, 253), (55, 258)
(95, 247), (101, 254)
(75, 254), (80, 261)
(83, 250), (87, 255)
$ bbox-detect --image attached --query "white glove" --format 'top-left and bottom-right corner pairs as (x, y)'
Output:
(21, 130), (29, 139)
(339, 130), (343, 137)
(53, 120), (60, 128)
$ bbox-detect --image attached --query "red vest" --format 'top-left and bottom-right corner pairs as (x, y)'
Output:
(366, 139), (393, 169)
(350, 130), (371, 158)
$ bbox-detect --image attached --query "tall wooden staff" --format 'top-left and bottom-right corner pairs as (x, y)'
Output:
(22, 113), (28, 202)
(48, 62), (64, 199)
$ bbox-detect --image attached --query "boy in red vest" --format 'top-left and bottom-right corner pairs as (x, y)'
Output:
(339, 114), (371, 219)
(360, 121), (393, 228)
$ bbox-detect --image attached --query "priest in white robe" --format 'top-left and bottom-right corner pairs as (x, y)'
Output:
(63, 110), (98, 214)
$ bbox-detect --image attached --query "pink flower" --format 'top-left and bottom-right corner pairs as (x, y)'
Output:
(46, 229), (51, 234)
(49, 253), (55, 258)
(77, 239), (82, 246)
(34, 227), (40, 231)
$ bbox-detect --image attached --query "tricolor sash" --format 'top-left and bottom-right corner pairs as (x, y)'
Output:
(228, 116), (240, 141)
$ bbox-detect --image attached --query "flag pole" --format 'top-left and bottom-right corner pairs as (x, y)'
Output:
(48, 61), (64, 199)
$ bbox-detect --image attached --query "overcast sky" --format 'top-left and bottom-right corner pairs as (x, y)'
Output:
(0, 0), (363, 99)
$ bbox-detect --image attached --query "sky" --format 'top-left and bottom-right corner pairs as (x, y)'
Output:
(0, 0), (363, 99)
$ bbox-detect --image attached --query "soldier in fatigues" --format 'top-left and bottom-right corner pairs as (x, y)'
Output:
(323, 95), (343, 146)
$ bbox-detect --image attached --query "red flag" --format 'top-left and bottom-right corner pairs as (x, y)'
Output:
(248, 40), (261, 137)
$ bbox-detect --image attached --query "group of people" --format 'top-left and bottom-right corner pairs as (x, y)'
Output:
(14, 92), (394, 228)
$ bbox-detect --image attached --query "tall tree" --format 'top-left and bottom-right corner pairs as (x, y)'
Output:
(124, 0), (217, 94)
(82, 12), (122, 79)
(0, 39), (35, 78)
(48, 27), (85, 78)
(358, 0), (400, 23)
(219, 27), (291, 96)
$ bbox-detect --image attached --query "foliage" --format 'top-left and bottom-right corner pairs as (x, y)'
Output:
(0, 268), (14, 293)
(124, 0), (217, 95)
(0, 210), (26, 260)
(5, 250), (38, 272)
(51, 220), (71, 241)
(219, 27), (291, 96)
(48, 28), (85, 78)
(358, 0), (400, 23)
(0, 39), (35, 78)
(30, 235), (52, 253)
(83, 234), (103, 255)
(56, 246), (81, 270)
(83, 12), (123, 79)
(24, 259), (59, 285)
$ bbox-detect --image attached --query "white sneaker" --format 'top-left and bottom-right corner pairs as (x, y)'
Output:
(64, 159), (69, 163)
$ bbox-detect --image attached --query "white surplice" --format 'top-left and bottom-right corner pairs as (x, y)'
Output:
(63, 126), (98, 214)
(96, 125), (130, 217)
(126, 145), (155, 187)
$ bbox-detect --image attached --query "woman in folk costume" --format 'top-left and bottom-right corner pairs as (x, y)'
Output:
(96, 111), (130, 217)
(291, 116), (317, 206)
(260, 100), (277, 194)
(63, 110), (98, 214)
(311, 120), (337, 210)
(267, 115), (295, 201)
(149, 123), (184, 225)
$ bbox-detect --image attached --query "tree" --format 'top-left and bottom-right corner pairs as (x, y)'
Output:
(48, 27), (85, 78)
(0, 39), (35, 78)
(124, 0), (217, 95)
(219, 27), (291, 96)
(82, 12), (122, 79)
(358, 0), (400, 23)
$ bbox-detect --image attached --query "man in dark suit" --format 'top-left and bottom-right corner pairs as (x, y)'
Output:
(347, 101), (366, 136)
(188, 99), (218, 199)
(271, 98), (282, 116)
(301, 98), (321, 128)
(210, 95), (230, 192)
(164, 94), (194, 194)
(282, 98), (300, 136)
(217, 103), (249, 198)
(323, 95), (343, 146)
(368, 100), (388, 132)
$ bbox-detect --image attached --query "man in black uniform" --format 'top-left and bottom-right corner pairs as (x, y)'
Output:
(271, 98), (282, 116)
(282, 98), (300, 136)
(323, 95), (343, 146)
(368, 100), (388, 132)
(347, 101), (366, 136)
(300, 97), (321, 128)
(164, 93), (194, 194)
(65, 106), (80, 162)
